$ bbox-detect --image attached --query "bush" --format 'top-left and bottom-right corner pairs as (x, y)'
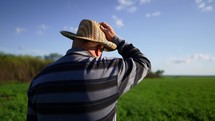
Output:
(0, 52), (53, 83)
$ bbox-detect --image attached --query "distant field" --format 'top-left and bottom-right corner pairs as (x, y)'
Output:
(0, 77), (215, 121)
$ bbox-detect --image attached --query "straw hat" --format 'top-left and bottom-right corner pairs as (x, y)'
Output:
(60, 19), (117, 51)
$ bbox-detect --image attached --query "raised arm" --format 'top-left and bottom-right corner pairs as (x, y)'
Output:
(101, 22), (151, 95)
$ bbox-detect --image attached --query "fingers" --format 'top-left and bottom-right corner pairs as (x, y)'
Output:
(100, 22), (110, 29)
(100, 22), (116, 41)
(100, 22), (114, 32)
(100, 22), (110, 32)
(100, 24), (107, 32)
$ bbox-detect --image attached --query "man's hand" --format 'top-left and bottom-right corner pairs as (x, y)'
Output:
(100, 22), (116, 41)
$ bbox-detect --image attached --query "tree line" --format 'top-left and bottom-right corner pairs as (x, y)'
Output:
(0, 52), (164, 83)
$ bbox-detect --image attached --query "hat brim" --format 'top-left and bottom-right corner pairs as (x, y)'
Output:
(60, 31), (117, 51)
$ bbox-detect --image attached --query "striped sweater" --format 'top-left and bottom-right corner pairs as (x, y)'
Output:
(27, 37), (151, 121)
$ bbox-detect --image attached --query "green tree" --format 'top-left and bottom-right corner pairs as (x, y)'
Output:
(44, 53), (62, 61)
(155, 70), (164, 77)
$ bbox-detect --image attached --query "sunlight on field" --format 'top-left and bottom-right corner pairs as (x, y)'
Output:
(0, 77), (215, 121)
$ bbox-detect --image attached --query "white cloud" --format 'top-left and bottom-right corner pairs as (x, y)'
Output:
(39, 24), (48, 30)
(63, 26), (78, 33)
(195, 0), (203, 4)
(145, 11), (161, 18)
(152, 11), (161, 16)
(203, 5), (213, 11)
(116, 0), (137, 13)
(116, 0), (151, 13)
(112, 15), (124, 28)
(207, 0), (214, 3)
(36, 24), (48, 34)
(145, 13), (151, 18)
(170, 53), (215, 64)
(128, 6), (138, 13)
(195, 0), (214, 12)
(116, 0), (135, 11)
(36, 30), (43, 35)
(70, 27), (78, 32)
(15, 27), (26, 34)
(140, 0), (151, 5)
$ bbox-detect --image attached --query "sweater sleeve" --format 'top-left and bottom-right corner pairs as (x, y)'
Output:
(112, 36), (151, 95)
(26, 97), (38, 121)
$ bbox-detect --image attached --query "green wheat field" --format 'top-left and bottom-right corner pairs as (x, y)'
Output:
(0, 77), (215, 121)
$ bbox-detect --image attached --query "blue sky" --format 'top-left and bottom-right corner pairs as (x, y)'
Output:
(0, 0), (215, 75)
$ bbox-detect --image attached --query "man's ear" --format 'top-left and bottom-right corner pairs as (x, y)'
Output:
(95, 47), (100, 57)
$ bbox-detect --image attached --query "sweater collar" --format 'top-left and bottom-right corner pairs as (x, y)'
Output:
(66, 48), (92, 57)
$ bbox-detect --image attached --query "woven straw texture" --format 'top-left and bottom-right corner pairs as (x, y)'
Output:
(61, 19), (117, 51)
